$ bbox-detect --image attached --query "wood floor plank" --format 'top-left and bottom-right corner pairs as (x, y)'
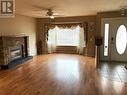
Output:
(0, 54), (127, 95)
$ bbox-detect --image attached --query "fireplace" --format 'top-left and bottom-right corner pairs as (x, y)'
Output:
(0, 36), (33, 69)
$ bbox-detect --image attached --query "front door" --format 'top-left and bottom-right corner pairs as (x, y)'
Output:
(100, 18), (127, 62)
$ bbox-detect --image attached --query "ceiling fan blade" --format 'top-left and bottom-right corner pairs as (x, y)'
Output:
(32, 5), (49, 11)
(32, 5), (57, 11)
(52, 12), (65, 16)
(53, 14), (65, 17)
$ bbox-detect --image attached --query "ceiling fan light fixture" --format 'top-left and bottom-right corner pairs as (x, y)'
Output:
(120, 8), (127, 16)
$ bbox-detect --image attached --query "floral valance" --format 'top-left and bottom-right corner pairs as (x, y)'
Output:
(44, 22), (86, 30)
(44, 22), (87, 45)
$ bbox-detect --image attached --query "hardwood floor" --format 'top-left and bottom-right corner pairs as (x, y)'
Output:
(98, 62), (127, 83)
(0, 54), (127, 95)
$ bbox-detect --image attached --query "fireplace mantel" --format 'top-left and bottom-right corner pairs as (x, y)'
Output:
(0, 36), (32, 69)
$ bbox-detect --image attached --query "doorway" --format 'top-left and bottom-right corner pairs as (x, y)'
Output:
(100, 17), (127, 62)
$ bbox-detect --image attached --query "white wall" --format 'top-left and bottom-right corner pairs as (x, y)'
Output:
(0, 14), (37, 56)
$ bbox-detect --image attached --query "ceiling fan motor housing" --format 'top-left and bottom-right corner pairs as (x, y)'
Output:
(47, 9), (53, 16)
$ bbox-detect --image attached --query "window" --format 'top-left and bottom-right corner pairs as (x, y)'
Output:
(48, 26), (81, 46)
(104, 24), (109, 56)
(47, 25), (85, 53)
(56, 26), (80, 46)
(116, 25), (127, 55)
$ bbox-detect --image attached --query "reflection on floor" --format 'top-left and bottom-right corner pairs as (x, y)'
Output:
(98, 61), (127, 83)
(0, 54), (127, 95)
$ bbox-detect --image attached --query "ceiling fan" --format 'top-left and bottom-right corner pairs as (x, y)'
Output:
(46, 9), (65, 19)
(120, 6), (127, 16)
(32, 5), (64, 19)
(46, 9), (55, 19)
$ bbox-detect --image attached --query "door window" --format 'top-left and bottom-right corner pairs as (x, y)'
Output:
(116, 25), (127, 55)
(104, 24), (109, 56)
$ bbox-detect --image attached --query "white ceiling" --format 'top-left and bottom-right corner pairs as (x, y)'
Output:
(16, 0), (127, 18)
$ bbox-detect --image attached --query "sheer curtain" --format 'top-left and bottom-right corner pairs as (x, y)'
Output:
(56, 26), (80, 46)
(47, 25), (86, 54)
(47, 27), (57, 53)
(78, 27), (86, 54)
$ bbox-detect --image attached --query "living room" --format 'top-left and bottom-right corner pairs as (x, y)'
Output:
(0, 0), (127, 95)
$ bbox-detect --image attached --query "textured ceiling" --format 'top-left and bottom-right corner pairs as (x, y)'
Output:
(16, 0), (127, 18)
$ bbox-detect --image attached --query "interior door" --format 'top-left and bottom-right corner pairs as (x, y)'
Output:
(100, 17), (127, 62)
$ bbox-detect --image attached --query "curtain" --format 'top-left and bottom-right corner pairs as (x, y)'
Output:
(47, 28), (57, 53)
(47, 25), (86, 54)
(78, 27), (86, 54)
(56, 26), (79, 46)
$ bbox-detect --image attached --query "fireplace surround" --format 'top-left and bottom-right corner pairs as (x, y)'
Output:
(0, 36), (33, 69)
